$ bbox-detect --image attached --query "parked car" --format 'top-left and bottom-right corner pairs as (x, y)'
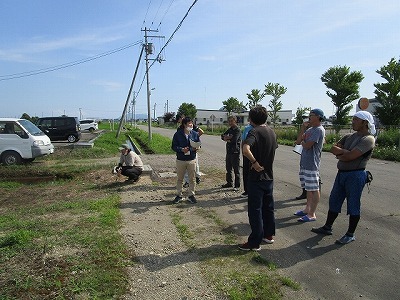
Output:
(0, 118), (54, 165)
(79, 119), (98, 132)
(36, 116), (81, 143)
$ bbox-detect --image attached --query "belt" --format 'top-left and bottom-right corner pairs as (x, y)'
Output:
(338, 168), (365, 173)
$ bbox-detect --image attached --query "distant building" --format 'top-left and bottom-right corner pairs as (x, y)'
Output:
(195, 108), (293, 125)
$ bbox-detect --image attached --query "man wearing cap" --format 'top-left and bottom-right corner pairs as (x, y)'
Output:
(294, 108), (326, 222)
(312, 111), (376, 244)
(117, 144), (143, 182)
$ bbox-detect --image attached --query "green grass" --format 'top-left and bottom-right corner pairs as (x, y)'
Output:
(0, 191), (131, 299)
(170, 208), (301, 299)
(171, 213), (195, 249)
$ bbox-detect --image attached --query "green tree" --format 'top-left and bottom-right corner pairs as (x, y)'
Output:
(222, 97), (246, 116)
(374, 57), (400, 128)
(177, 103), (197, 120)
(264, 82), (287, 126)
(293, 106), (311, 125)
(20, 113), (31, 121)
(321, 65), (364, 132)
(246, 89), (265, 109)
(163, 112), (175, 123)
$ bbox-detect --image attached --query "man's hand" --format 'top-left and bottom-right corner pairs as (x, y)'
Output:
(182, 147), (190, 153)
(251, 161), (264, 172)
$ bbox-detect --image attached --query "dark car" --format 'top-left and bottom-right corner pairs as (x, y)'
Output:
(36, 117), (81, 143)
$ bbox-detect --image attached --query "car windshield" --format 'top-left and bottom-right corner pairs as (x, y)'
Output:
(19, 119), (45, 136)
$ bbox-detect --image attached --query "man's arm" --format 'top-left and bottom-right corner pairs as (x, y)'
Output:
(331, 145), (363, 161)
(242, 143), (264, 172)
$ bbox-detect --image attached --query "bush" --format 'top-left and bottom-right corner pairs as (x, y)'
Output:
(274, 126), (298, 141)
(376, 129), (400, 148)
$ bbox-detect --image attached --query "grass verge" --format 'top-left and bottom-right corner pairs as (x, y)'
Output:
(0, 164), (131, 299)
(170, 207), (301, 299)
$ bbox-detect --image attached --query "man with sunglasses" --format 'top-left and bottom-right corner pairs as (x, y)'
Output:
(294, 108), (326, 222)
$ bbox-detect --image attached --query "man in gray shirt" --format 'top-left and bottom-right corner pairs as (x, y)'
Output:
(294, 108), (326, 222)
(312, 111), (376, 244)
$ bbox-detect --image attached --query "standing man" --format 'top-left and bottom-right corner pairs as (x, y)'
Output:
(294, 108), (326, 222)
(171, 117), (201, 204)
(312, 111), (376, 244)
(117, 144), (143, 182)
(221, 116), (241, 189)
(239, 106), (277, 251)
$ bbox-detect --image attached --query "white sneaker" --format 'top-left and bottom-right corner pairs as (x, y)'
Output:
(262, 237), (274, 244)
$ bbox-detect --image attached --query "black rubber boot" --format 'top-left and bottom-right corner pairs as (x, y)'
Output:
(295, 188), (307, 200)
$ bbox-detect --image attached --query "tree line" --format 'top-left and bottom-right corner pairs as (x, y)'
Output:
(166, 57), (400, 131)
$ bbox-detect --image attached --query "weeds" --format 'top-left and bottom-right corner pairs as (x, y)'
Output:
(170, 207), (301, 299)
(0, 174), (131, 299)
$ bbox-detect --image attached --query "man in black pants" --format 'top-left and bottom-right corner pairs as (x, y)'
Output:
(117, 144), (143, 182)
(221, 116), (241, 188)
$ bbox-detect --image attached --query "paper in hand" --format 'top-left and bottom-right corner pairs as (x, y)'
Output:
(190, 139), (201, 149)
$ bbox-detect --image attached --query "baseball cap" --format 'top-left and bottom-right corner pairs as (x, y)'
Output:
(310, 108), (326, 121)
(118, 143), (130, 150)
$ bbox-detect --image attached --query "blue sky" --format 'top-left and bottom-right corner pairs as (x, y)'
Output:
(1, 0), (399, 120)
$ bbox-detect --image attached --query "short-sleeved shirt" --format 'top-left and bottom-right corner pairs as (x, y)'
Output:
(336, 133), (375, 171)
(244, 125), (277, 181)
(300, 125), (325, 171)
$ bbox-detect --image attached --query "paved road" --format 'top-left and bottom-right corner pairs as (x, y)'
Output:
(146, 125), (400, 299)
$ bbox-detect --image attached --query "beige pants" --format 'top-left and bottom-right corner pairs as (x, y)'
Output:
(176, 159), (196, 197)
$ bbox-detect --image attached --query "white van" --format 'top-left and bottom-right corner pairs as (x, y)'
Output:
(0, 118), (54, 165)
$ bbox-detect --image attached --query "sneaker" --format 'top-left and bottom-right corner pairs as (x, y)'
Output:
(187, 195), (197, 204)
(262, 236), (274, 244)
(335, 234), (355, 244)
(183, 182), (189, 188)
(196, 177), (201, 184)
(238, 242), (261, 251)
(172, 196), (183, 204)
(221, 183), (233, 188)
(311, 226), (333, 235)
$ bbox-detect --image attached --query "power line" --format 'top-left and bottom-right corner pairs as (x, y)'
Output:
(157, 0), (176, 30)
(143, 0), (153, 26)
(149, 0), (198, 70)
(135, 0), (198, 100)
(0, 41), (142, 81)
(151, 0), (164, 26)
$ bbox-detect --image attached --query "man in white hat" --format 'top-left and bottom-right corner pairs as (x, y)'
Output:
(117, 144), (143, 182)
(312, 111), (376, 244)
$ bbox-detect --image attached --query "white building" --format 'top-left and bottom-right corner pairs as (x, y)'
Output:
(195, 108), (293, 125)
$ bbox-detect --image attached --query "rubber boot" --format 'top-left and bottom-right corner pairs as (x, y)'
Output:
(295, 188), (307, 200)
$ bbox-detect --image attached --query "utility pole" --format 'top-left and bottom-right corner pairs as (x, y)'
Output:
(153, 102), (157, 120)
(131, 91), (136, 128)
(141, 27), (165, 142)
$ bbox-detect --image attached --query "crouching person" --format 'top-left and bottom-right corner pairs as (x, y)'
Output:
(118, 144), (143, 182)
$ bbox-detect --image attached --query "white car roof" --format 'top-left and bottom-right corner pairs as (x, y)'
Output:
(0, 118), (22, 121)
